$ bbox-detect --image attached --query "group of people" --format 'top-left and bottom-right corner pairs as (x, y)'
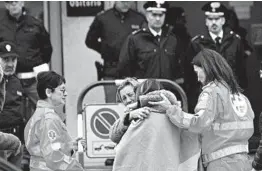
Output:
(0, 1), (260, 171)
(110, 48), (258, 171)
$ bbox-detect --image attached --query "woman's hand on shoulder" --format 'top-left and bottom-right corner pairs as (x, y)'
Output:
(148, 93), (172, 111)
(129, 107), (151, 120)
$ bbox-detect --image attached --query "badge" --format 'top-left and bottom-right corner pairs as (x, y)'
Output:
(5, 44), (11, 52)
(230, 94), (248, 117)
(48, 130), (57, 141)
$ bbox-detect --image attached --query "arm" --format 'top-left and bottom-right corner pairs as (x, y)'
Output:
(109, 113), (130, 144)
(40, 118), (84, 171)
(165, 91), (219, 133)
(85, 17), (102, 53)
(253, 139), (262, 170)
(38, 24), (53, 63)
(117, 35), (136, 78)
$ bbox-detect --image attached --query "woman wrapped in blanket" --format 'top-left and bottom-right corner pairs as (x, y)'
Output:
(112, 79), (183, 171)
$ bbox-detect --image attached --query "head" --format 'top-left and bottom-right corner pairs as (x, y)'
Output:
(192, 48), (241, 94)
(114, 1), (132, 13)
(144, 1), (169, 32)
(202, 2), (227, 35)
(37, 71), (67, 107)
(5, 1), (24, 18)
(116, 77), (139, 106)
(0, 41), (18, 76)
(135, 79), (163, 100)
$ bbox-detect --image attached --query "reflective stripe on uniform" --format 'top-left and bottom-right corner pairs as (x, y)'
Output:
(202, 144), (248, 163)
(213, 121), (253, 131)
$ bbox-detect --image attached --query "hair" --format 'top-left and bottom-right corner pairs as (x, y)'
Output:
(36, 71), (65, 99)
(192, 48), (241, 94)
(135, 79), (163, 100)
(116, 77), (139, 103)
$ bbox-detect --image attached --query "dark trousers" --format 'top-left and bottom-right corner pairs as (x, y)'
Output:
(103, 76), (117, 103)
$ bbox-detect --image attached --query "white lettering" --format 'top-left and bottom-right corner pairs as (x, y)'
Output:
(70, 1), (102, 8)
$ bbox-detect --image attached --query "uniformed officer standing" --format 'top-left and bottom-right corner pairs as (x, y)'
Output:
(117, 1), (179, 80)
(85, 1), (145, 102)
(0, 1), (53, 121)
(0, 41), (24, 144)
(184, 2), (247, 112)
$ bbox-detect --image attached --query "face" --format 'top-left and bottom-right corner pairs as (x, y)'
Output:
(0, 56), (17, 76)
(115, 1), (132, 13)
(193, 65), (206, 84)
(146, 11), (166, 31)
(49, 83), (67, 107)
(5, 1), (24, 17)
(119, 85), (136, 106)
(205, 15), (225, 35)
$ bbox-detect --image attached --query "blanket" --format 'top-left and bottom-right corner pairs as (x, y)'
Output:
(113, 112), (181, 171)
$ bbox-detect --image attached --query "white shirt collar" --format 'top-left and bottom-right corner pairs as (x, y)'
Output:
(149, 27), (162, 37)
(209, 30), (223, 43)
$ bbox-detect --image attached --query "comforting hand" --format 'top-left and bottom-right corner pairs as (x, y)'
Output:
(148, 93), (172, 111)
(129, 107), (151, 120)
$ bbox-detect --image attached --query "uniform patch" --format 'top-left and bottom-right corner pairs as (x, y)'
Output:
(17, 91), (22, 96)
(131, 24), (140, 30)
(48, 130), (57, 141)
(230, 94), (247, 117)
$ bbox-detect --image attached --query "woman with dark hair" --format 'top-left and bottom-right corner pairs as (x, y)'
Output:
(112, 79), (182, 171)
(24, 71), (84, 171)
(150, 48), (254, 171)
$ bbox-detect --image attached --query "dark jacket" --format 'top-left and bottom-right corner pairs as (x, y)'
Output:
(0, 11), (52, 72)
(0, 75), (23, 128)
(252, 112), (262, 170)
(117, 25), (178, 80)
(184, 28), (247, 112)
(85, 8), (145, 77)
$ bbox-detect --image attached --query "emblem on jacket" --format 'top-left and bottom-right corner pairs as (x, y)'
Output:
(230, 94), (247, 117)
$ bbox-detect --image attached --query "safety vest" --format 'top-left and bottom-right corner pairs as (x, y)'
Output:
(200, 82), (254, 165)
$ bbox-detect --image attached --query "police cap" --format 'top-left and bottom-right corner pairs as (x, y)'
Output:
(0, 41), (19, 58)
(202, 2), (228, 16)
(143, 1), (169, 13)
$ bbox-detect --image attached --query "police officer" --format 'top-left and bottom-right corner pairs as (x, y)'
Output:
(85, 1), (145, 102)
(184, 1), (247, 112)
(24, 71), (84, 171)
(117, 1), (180, 81)
(0, 41), (23, 168)
(0, 1), (53, 121)
(0, 41), (24, 143)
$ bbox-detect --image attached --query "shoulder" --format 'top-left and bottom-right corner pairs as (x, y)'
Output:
(44, 111), (61, 122)
(96, 9), (113, 19)
(25, 15), (44, 27)
(191, 34), (205, 42)
(229, 30), (241, 40)
(128, 9), (145, 18)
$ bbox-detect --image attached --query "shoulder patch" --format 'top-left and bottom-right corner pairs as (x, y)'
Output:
(230, 93), (248, 117)
(230, 31), (241, 39)
(48, 130), (57, 141)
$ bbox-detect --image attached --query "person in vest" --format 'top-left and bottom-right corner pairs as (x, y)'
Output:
(24, 71), (84, 171)
(149, 48), (254, 171)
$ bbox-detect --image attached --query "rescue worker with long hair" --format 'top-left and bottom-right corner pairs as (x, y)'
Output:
(149, 48), (254, 171)
(24, 71), (85, 171)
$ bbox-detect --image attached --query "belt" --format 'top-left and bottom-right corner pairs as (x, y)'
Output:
(202, 144), (248, 164)
(17, 72), (35, 79)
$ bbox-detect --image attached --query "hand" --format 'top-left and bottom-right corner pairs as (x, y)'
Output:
(14, 140), (22, 156)
(73, 138), (87, 151)
(148, 93), (172, 111)
(129, 107), (151, 120)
